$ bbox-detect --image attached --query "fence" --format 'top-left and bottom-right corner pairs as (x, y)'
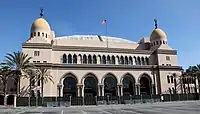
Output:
(16, 93), (199, 107)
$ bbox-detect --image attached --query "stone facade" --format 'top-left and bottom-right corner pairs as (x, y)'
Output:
(20, 14), (184, 98)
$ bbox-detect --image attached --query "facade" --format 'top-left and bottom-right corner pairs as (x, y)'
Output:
(20, 13), (184, 98)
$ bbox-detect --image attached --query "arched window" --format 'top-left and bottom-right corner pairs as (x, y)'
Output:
(137, 57), (141, 65)
(88, 55), (92, 64)
(73, 54), (77, 64)
(93, 55), (97, 64)
(31, 33), (33, 37)
(63, 54), (67, 63)
(163, 41), (165, 44)
(134, 56), (137, 65)
(83, 54), (87, 64)
(107, 55), (111, 64)
(38, 32), (40, 36)
(125, 56), (128, 65)
(156, 41), (159, 45)
(42, 33), (44, 37)
(68, 54), (72, 64)
(46, 34), (47, 38)
(102, 55), (106, 64)
(145, 57), (149, 65)
(129, 56), (133, 65)
(111, 55), (115, 64)
(120, 56), (124, 64)
(34, 32), (36, 36)
(141, 57), (145, 65)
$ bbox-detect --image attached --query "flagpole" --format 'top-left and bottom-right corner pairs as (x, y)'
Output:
(106, 22), (108, 48)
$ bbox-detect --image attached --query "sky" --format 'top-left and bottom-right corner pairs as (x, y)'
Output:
(0, 0), (200, 69)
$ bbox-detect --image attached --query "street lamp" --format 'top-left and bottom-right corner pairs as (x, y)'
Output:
(57, 83), (62, 106)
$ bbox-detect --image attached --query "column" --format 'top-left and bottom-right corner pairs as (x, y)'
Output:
(135, 83), (140, 95)
(77, 56), (81, 64)
(77, 86), (80, 97)
(98, 85), (101, 96)
(13, 95), (17, 107)
(151, 84), (155, 95)
(102, 85), (104, 96)
(81, 85), (84, 97)
(115, 57), (119, 65)
(117, 85), (120, 96)
(120, 85), (123, 96)
(97, 56), (101, 64)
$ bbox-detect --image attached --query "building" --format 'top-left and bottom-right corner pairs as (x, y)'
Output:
(21, 11), (183, 99)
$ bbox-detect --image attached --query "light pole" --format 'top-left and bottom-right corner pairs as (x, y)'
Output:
(57, 83), (62, 107)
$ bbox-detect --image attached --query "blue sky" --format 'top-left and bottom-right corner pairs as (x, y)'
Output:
(0, 0), (200, 69)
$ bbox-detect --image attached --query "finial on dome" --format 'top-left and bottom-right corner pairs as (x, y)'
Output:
(154, 19), (158, 29)
(40, 7), (44, 18)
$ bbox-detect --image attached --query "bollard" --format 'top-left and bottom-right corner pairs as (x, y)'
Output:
(169, 94), (172, 102)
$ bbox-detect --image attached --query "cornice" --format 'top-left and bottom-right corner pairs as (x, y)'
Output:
(33, 63), (182, 71)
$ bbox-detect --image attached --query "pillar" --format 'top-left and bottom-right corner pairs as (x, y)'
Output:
(77, 86), (81, 97)
(115, 57), (119, 65)
(13, 95), (16, 107)
(120, 85), (123, 96)
(77, 56), (81, 64)
(97, 56), (101, 64)
(102, 85), (104, 96)
(81, 85), (84, 97)
(135, 83), (140, 95)
(151, 84), (155, 95)
(98, 85), (101, 96)
(117, 85), (120, 96)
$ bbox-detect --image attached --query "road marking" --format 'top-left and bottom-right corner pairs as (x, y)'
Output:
(61, 110), (64, 114)
(122, 109), (143, 114)
(81, 110), (87, 114)
(100, 110), (113, 114)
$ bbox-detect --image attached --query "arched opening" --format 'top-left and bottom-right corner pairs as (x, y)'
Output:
(63, 54), (67, 63)
(129, 56), (133, 65)
(104, 74), (117, 97)
(111, 55), (115, 64)
(134, 56), (137, 65)
(124, 56), (128, 65)
(141, 57), (145, 65)
(120, 56), (124, 64)
(83, 54), (87, 64)
(145, 57), (149, 65)
(93, 55), (97, 64)
(140, 75), (152, 95)
(137, 57), (141, 65)
(7, 95), (14, 105)
(73, 54), (77, 64)
(107, 55), (111, 64)
(102, 55), (106, 64)
(63, 75), (78, 97)
(68, 54), (72, 64)
(122, 75), (135, 96)
(88, 55), (92, 64)
(84, 74), (98, 97)
(0, 95), (4, 105)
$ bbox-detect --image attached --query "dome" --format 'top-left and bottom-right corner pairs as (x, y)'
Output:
(31, 18), (50, 31)
(150, 28), (167, 41)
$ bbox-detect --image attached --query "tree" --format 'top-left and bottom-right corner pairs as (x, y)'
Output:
(36, 67), (54, 105)
(24, 68), (37, 106)
(191, 64), (200, 94)
(0, 65), (14, 105)
(2, 51), (33, 96)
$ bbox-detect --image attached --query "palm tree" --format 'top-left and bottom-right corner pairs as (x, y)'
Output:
(0, 65), (13, 106)
(24, 68), (37, 106)
(191, 64), (200, 95)
(2, 51), (33, 96)
(36, 67), (54, 105)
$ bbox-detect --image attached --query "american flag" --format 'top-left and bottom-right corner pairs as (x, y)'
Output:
(102, 20), (107, 24)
